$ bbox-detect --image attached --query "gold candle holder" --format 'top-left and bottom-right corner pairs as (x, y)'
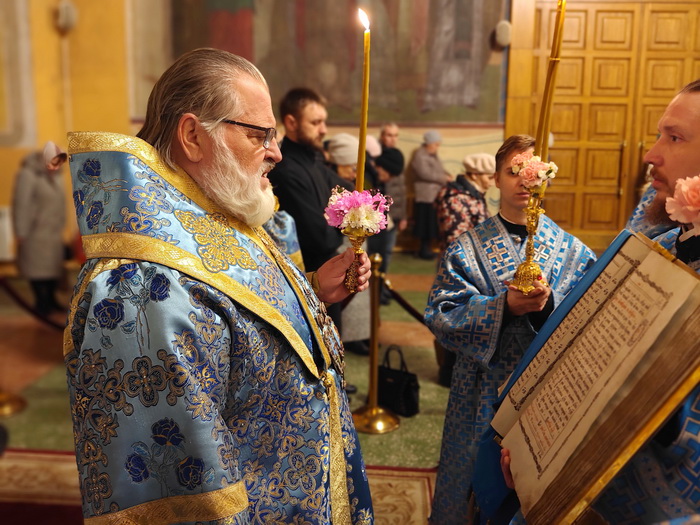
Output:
(513, 0), (566, 294)
(0, 389), (26, 417)
(512, 187), (549, 295)
(342, 228), (369, 292)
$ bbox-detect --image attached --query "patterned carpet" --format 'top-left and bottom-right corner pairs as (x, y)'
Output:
(0, 449), (436, 524)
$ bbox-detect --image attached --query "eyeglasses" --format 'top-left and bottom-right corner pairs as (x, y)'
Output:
(222, 119), (277, 149)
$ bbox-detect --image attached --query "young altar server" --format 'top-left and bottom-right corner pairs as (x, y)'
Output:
(424, 134), (596, 524)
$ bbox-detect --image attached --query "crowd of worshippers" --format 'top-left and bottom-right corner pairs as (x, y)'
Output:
(21, 44), (700, 524)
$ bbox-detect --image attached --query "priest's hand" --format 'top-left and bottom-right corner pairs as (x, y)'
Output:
(314, 248), (370, 303)
(501, 448), (515, 489)
(506, 280), (551, 316)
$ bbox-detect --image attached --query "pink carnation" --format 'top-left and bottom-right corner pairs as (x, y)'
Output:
(666, 175), (700, 229)
(519, 163), (545, 188)
(510, 152), (532, 173)
(324, 187), (392, 234)
(510, 152), (557, 189)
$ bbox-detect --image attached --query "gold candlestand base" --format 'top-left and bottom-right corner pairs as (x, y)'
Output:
(353, 405), (400, 434)
(0, 389), (26, 417)
(512, 261), (548, 295)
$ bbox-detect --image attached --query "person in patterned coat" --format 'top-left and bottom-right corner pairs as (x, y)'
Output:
(424, 134), (596, 525)
(64, 48), (373, 524)
(433, 152), (497, 387)
(435, 152), (496, 251)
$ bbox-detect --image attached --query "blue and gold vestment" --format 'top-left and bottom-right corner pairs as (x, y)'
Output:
(424, 214), (595, 525)
(64, 132), (373, 524)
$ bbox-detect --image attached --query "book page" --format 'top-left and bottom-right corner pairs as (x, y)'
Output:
(503, 250), (700, 517)
(492, 234), (651, 436)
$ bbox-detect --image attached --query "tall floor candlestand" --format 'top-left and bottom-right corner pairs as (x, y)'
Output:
(352, 254), (400, 434)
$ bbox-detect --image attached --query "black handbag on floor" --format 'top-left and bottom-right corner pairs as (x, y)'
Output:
(378, 345), (420, 417)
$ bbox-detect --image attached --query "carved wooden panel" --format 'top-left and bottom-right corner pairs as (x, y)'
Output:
(555, 58), (584, 96)
(554, 9), (587, 50)
(643, 59), (686, 98)
(586, 148), (622, 186)
(592, 58), (631, 97)
(594, 10), (635, 50)
(646, 10), (690, 51)
(549, 148), (577, 186)
(589, 104), (627, 142)
(583, 194), (619, 230)
(550, 103), (581, 141)
(544, 192), (576, 229)
(508, 0), (699, 252)
(641, 105), (666, 141)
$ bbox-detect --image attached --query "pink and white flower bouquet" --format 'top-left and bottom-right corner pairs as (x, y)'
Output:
(666, 174), (700, 239)
(325, 186), (392, 236)
(511, 152), (558, 189)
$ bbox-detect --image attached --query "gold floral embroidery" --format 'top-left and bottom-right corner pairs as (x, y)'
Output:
(175, 210), (257, 273)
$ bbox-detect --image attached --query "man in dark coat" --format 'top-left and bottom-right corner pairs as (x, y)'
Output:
(268, 88), (347, 272)
(268, 87), (356, 355)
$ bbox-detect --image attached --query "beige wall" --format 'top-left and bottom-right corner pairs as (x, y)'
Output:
(0, 0), (131, 249)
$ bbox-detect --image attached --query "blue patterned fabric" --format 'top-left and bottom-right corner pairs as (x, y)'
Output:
(262, 210), (305, 270)
(424, 215), (595, 525)
(64, 132), (373, 524)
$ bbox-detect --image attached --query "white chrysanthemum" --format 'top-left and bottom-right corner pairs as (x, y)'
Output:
(343, 205), (383, 233)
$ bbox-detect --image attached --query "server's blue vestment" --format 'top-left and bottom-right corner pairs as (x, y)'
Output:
(424, 214), (595, 524)
(64, 132), (373, 524)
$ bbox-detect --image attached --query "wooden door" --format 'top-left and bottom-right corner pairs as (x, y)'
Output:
(507, 0), (700, 253)
(631, 3), (700, 198)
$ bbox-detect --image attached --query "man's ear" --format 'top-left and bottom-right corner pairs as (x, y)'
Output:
(176, 113), (206, 163)
(283, 114), (297, 132)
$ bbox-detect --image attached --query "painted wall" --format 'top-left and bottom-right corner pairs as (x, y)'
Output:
(0, 0), (505, 259)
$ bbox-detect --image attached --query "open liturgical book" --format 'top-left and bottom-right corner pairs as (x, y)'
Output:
(491, 230), (700, 524)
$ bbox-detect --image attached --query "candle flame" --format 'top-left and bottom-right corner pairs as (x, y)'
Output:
(358, 8), (370, 31)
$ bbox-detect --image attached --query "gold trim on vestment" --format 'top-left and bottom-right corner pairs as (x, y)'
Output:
(67, 131), (268, 255)
(84, 481), (247, 525)
(78, 232), (319, 377)
(324, 372), (352, 525)
(290, 250), (305, 272)
(250, 232), (351, 523)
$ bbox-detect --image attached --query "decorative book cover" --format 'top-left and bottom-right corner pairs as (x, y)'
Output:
(491, 230), (700, 524)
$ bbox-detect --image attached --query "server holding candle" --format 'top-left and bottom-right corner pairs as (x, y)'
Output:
(424, 134), (595, 524)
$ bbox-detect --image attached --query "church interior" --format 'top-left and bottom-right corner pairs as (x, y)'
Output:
(1, 0), (699, 523)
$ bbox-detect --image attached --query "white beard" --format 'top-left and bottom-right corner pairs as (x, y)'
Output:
(198, 137), (277, 228)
